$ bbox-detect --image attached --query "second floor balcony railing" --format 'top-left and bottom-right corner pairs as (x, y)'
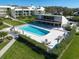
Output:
(35, 18), (62, 23)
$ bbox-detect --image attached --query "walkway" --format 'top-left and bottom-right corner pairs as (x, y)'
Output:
(0, 17), (21, 58)
(0, 39), (16, 58)
(3, 22), (12, 27)
(0, 27), (16, 58)
(9, 16), (26, 23)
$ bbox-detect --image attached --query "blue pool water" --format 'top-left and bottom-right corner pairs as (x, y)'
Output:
(19, 25), (49, 36)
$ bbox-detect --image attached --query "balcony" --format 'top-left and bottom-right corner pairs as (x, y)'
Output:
(35, 18), (61, 24)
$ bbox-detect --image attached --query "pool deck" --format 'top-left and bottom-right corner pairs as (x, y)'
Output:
(15, 24), (67, 49)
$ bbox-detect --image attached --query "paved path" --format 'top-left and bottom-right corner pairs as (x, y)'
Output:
(9, 17), (26, 23)
(0, 17), (21, 58)
(0, 39), (16, 58)
(0, 27), (16, 58)
(3, 22), (12, 27)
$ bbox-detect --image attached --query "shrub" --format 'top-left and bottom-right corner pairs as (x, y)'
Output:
(76, 32), (79, 35)
(0, 32), (8, 37)
(72, 16), (79, 22)
(6, 36), (13, 40)
(0, 39), (3, 43)
(0, 21), (3, 25)
(64, 25), (72, 31)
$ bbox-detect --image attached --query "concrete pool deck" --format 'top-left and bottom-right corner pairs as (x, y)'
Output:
(15, 24), (68, 49)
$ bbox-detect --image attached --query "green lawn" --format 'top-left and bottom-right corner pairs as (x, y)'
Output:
(0, 39), (9, 50)
(0, 28), (76, 59)
(71, 16), (79, 22)
(51, 27), (75, 56)
(17, 16), (36, 23)
(1, 41), (44, 59)
(0, 32), (11, 50)
(4, 18), (24, 26)
(1, 40), (45, 59)
(1, 35), (56, 59)
(0, 24), (9, 30)
(60, 34), (79, 59)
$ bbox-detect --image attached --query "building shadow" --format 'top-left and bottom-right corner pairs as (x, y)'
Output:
(16, 35), (58, 59)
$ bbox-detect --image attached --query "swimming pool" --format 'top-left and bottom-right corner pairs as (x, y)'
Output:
(19, 25), (49, 36)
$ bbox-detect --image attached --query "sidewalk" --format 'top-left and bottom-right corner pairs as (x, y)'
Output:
(3, 22), (12, 27)
(0, 39), (16, 58)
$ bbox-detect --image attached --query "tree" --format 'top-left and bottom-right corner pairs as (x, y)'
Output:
(72, 16), (79, 22)
(64, 24), (72, 31)
(45, 6), (74, 16)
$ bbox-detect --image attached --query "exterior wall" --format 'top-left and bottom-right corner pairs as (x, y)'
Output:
(14, 10), (45, 17)
(36, 15), (69, 27)
(36, 15), (62, 27)
(13, 6), (45, 17)
(0, 5), (45, 18)
(0, 8), (8, 17)
(61, 16), (69, 27)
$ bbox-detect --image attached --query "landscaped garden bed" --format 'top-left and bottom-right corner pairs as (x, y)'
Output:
(0, 18), (9, 29)
(3, 18), (25, 26)
(17, 16), (36, 23)
(0, 24), (9, 30)
(0, 32), (12, 50)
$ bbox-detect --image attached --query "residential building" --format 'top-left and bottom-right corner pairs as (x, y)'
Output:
(0, 6), (10, 17)
(36, 14), (69, 27)
(0, 5), (45, 18)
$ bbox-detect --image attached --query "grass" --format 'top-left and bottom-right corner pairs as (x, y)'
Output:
(1, 41), (45, 59)
(18, 35), (47, 50)
(0, 24), (9, 30)
(1, 35), (57, 59)
(0, 32), (11, 50)
(1, 38), (45, 59)
(0, 28), (76, 59)
(3, 18), (24, 26)
(0, 16), (35, 27)
(69, 16), (79, 22)
(17, 16), (36, 23)
(51, 27), (76, 56)
(0, 39), (9, 50)
(60, 34), (79, 59)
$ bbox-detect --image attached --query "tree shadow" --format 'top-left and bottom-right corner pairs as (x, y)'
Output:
(16, 35), (58, 59)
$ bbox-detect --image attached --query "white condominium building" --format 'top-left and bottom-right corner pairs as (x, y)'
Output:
(0, 5), (45, 18)
(36, 14), (69, 27)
